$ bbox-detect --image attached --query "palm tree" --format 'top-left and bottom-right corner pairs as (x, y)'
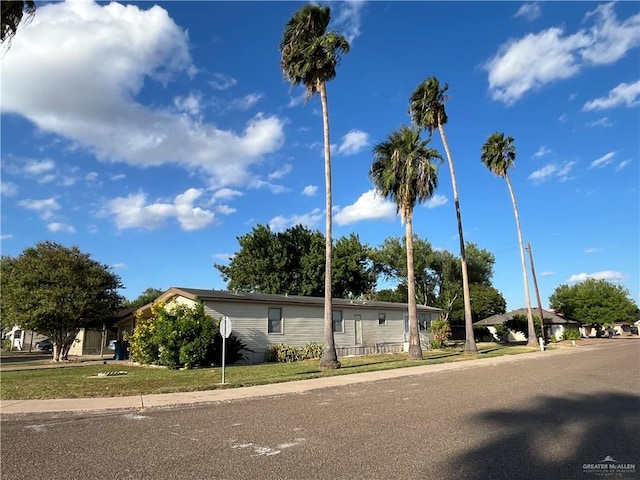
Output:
(410, 77), (477, 354)
(480, 133), (538, 348)
(370, 125), (442, 360)
(280, 5), (349, 370)
(1, 0), (35, 45)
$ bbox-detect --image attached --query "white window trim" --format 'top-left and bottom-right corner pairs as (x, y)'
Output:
(333, 310), (344, 334)
(378, 313), (387, 326)
(268, 307), (283, 335)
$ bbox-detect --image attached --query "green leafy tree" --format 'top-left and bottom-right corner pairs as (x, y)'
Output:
(124, 287), (164, 309)
(549, 279), (639, 327)
(1, 0), (35, 45)
(332, 233), (377, 299)
(410, 76), (476, 354)
(370, 125), (442, 360)
(450, 284), (506, 324)
(280, 4), (349, 371)
(215, 225), (375, 299)
(481, 132), (538, 348)
(372, 235), (436, 305)
(0, 241), (123, 361)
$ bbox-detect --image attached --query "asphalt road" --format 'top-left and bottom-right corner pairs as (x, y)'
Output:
(2, 341), (638, 480)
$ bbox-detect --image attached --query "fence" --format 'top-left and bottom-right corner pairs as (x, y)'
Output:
(336, 342), (405, 357)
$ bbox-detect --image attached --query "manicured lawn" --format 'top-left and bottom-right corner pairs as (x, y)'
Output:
(0, 345), (536, 400)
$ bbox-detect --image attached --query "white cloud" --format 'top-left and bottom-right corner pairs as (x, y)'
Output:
(529, 161), (576, 183)
(514, 3), (541, 21)
(616, 160), (631, 171)
(1, 234), (13, 240)
(558, 113), (568, 123)
(539, 271), (555, 277)
(424, 194), (448, 209)
(215, 204), (236, 215)
(334, 189), (396, 226)
(336, 129), (369, 156)
(332, 0), (366, 44)
(107, 188), (215, 231)
(584, 247), (600, 254)
(286, 91), (306, 108)
(484, 3), (640, 105)
(302, 185), (318, 196)
(111, 174), (126, 181)
(586, 117), (613, 127)
(213, 188), (243, 200)
(533, 146), (551, 157)
(589, 151), (615, 169)
(1, 1), (285, 188)
(583, 80), (640, 111)
(174, 92), (202, 116)
(267, 163), (293, 181)
(567, 270), (627, 283)
(249, 179), (290, 194)
(111, 263), (127, 269)
(1, 182), (18, 196)
(85, 172), (99, 181)
(18, 197), (60, 220)
(209, 73), (237, 91)
(24, 159), (55, 175)
(230, 93), (264, 111)
(268, 208), (323, 231)
(212, 252), (233, 261)
(47, 222), (76, 234)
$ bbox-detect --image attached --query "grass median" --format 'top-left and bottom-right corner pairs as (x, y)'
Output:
(0, 344), (536, 400)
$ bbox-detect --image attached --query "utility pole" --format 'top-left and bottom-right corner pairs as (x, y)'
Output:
(526, 241), (545, 343)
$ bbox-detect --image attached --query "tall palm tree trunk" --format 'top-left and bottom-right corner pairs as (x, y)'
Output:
(318, 81), (340, 369)
(438, 124), (477, 354)
(405, 214), (422, 360)
(505, 173), (538, 347)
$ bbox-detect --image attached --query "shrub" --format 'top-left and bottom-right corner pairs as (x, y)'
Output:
(430, 319), (451, 345)
(473, 325), (492, 342)
(493, 325), (509, 342)
(430, 340), (445, 349)
(207, 332), (251, 365)
(563, 328), (581, 341)
(503, 314), (542, 339)
(128, 302), (217, 369)
(264, 342), (323, 363)
(300, 341), (324, 360)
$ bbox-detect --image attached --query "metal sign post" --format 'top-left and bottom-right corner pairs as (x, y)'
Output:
(220, 316), (232, 384)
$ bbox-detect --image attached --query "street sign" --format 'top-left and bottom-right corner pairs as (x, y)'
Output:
(220, 316), (232, 338)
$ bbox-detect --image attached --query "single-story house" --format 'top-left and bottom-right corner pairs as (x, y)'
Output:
(118, 287), (442, 363)
(475, 308), (581, 342)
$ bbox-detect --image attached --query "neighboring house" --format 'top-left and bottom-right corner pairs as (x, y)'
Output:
(3, 326), (48, 352)
(475, 308), (581, 342)
(67, 308), (133, 356)
(119, 287), (442, 364)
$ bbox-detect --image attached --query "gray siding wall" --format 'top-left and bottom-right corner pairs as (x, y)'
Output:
(203, 300), (411, 363)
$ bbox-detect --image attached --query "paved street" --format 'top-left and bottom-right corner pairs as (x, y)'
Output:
(1, 340), (638, 480)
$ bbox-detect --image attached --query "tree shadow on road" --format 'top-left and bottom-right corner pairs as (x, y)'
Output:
(446, 392), (639, 480)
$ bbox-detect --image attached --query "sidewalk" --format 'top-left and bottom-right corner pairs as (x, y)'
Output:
(3, 340), (627, 416)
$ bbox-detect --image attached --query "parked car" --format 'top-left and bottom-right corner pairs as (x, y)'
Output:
(35, 339), (53, 353)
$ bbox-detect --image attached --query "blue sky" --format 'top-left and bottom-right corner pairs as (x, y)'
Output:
(1, 1), (638, 311)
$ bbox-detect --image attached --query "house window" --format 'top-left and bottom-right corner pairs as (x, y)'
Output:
(268, 307), (283, 334)
(419, 313), (432, 331)
(378, 313), (387, 326)
(333, 310), (344, 333)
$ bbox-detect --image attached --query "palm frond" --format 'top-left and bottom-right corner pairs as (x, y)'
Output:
(409, 77), (449, 134)
(370, 125), (442, 222)
(481, 132), (516, 177)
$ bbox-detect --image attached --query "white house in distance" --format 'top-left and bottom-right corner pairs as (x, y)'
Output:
(118, 287), (442, 363)
(475, 308), (581, 342)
